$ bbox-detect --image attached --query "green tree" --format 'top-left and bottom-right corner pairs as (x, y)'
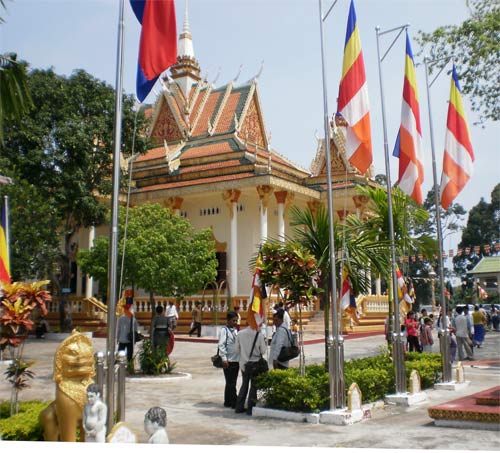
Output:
(1, 67), (149, 329)
(418, 0), (500, 122)
(78, 204), (218, 306)
(453, 183), (500, 280)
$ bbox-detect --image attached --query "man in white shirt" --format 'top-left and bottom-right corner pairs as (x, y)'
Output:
(452, 306), (474, 361)
(269, 309), (292, 370)
(234, 323), (267, 415)
(218, 312), (239, 409)
(165, 301), (179, 330)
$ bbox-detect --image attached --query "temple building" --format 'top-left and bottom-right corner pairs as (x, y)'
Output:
(73, 6), (379, 302)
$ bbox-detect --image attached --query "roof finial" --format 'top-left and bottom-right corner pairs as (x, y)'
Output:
(183, 0), (190, 34)
(178, 0), (194, 58)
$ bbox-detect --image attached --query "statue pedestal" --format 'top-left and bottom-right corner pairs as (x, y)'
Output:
(385, 391), (427, 406)
(434, 381), (471, 391)
(319, 408), (370, 425)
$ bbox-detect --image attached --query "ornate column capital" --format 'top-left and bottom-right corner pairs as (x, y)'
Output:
(256, 185), (273, 211)
(307, 200), (322, 216)
(222, 189), (241, 219)
(164, 196), (184, 212)
(337, 210), (350, 221)
(352, 194), (369, 209)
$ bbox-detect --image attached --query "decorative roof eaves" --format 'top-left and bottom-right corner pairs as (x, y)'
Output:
(209, 82), (234, 136)
(190, 84), (213, 134)
(247, 81), (269, 149)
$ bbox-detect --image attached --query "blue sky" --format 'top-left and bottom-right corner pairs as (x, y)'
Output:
(1, 0), (498, 255)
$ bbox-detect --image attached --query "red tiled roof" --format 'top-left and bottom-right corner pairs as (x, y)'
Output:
(215, 91), (242, 134)
(181, 141), (235, 159)
(136, 172), (254, 192)
(192, 90), (223, 137)
(179, 159), (241, 174)
(136, 146), (166, 163)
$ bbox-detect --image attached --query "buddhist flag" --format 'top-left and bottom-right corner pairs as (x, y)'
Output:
(0, 201), (10, 284)
(130, 0), (177, 102)
(393, 32), (424, 204)
(248, 253), (267, 330)
(440, 65), (474, 209)
(337, 0), (372, 174)
(341, 265), (358, 324)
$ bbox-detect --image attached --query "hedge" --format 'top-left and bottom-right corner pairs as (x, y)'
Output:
(255, 352), (443, 413)
(0, 400), (50, 441)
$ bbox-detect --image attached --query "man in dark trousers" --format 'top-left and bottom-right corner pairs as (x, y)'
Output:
(218, 311), (239, 408)
(189, 302), (203, 337)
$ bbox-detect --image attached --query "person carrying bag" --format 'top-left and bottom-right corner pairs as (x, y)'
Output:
(269, 308), (298, 369)
(234, 324), (267, 415)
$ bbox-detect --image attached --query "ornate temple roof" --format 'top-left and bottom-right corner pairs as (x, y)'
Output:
(131, 5), (374, 200)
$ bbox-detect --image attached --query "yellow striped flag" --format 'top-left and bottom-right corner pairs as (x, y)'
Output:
(393, 32), (424, 204)
(0, 202), (10, 284)
(337, 0), (372, 175)
(441, 65), (474, 210)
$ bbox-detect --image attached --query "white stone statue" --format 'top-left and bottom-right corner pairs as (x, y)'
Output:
(83, 383), (107, 442)
(144, 406), (169, 444)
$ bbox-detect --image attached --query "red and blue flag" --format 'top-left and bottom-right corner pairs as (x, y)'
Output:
(130, 0), (178, 102)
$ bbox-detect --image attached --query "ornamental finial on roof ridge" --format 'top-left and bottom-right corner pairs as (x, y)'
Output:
(183, 0), (191, 34)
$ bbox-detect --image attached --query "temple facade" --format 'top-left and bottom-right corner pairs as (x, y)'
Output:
(73, 6), (379, 302)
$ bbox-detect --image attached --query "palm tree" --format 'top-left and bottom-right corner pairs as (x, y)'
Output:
(1, 1), (33, 144)
(289, 204), (391, 365)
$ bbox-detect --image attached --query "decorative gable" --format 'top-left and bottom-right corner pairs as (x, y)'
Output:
(239, 96), (266, 148)
(150, 102), (184, 144)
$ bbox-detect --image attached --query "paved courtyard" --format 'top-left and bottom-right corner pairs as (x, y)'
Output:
(1, 328), (499, 451)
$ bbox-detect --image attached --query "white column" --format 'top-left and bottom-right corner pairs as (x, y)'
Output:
(274, 191), (290, 243)
(376, 275), (382, 296)
(85, 226), (95, 298)
(259, 199), (268, 242)
(277, 202), (285, 241)
(223, 190), (241, 298)
(230, 201), (238, 296)
(366, 267), (372, 295)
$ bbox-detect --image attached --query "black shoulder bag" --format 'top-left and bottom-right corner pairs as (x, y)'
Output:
(211, 327), (228, 368)
(277, 326), (300, 362)
(128, 316), (144, 343)
(245, 331), (269, 377)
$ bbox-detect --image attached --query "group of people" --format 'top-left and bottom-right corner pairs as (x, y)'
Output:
(117, 300), (179, 361)
(402, 303), (494, 363)
(403, 310), (435, 353)
(216, 307), (296, 415)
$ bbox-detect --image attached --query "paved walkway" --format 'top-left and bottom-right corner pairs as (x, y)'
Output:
(1, 328), (499, 450)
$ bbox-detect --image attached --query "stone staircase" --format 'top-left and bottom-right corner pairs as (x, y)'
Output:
(298, 310), (386, 337)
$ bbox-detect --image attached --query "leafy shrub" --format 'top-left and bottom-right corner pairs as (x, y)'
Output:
(138, 339), (175, 375)
(0, 400), (50, 440)
(255, 353), (443, 413)
(405, 352), (442, 388)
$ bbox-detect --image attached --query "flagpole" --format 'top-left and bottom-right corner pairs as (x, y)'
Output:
(375, 25), (407, 394)
(106, 0), (126, 429)
(424, 56), (452, 383)
(318, 0), (345, 410)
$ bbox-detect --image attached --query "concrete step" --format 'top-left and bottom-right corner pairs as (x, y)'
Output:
(428, 385), (500, 430)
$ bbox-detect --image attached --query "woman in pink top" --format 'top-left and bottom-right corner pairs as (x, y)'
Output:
(405, 312), (420, 352)
(420, 317), (434, 353)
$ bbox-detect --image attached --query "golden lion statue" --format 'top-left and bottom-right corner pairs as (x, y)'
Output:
(39, 330), (95, 442)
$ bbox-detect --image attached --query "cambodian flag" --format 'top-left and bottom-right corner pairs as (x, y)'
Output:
(130, 0), (177, 102)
